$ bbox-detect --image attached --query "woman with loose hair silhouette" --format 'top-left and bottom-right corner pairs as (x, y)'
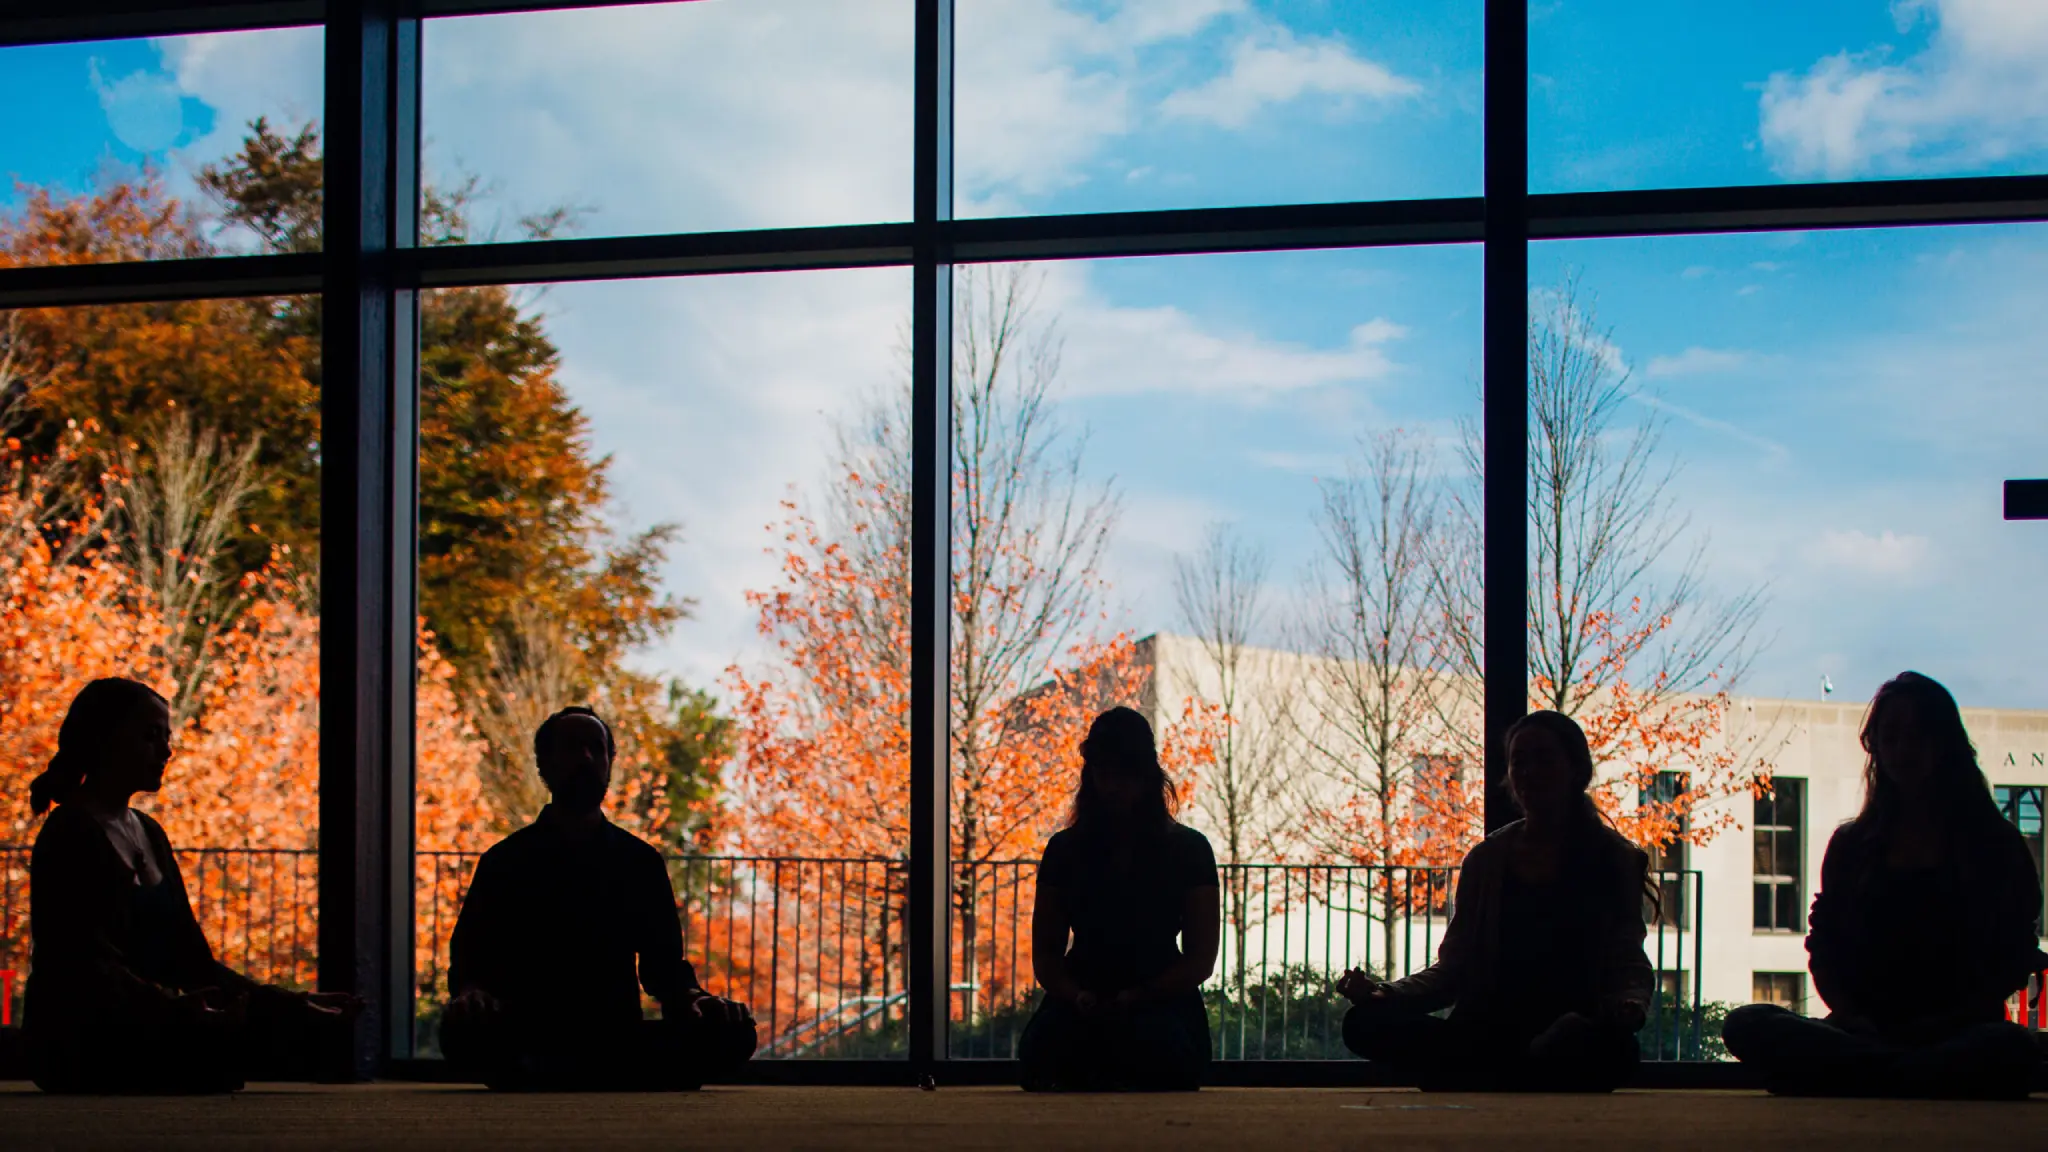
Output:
(1338, 709), (1653, 1092)
(1724, 671), (2044, 1098)
(24, 678), (357, 1093)
(1019, 706), (1220, 1091)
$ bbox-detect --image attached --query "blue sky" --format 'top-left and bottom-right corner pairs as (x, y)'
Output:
(4, 1), (2047, 712)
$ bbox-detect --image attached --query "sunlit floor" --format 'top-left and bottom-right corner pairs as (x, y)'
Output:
(0, 1082), (2043, 1150)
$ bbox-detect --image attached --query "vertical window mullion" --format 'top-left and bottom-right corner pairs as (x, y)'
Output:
(908, 0), (954, 1077)
(1481, 0), (1530, 832)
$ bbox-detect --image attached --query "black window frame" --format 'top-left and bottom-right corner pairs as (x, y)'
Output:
(5, 0), (2046, 1079)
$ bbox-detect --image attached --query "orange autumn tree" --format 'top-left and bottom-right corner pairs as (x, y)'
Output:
(4, 132), (722, 856)
(0, 419), (498, 992)
(727, 266), (1212, 1048)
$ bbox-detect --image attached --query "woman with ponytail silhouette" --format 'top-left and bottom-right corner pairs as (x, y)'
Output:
(23, 678), (357, 1093)
(1338, 710), (1653, 1092)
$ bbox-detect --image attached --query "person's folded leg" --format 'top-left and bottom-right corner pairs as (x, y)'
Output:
(1891, 1020), (2038, 1101)
(241, 988), (354, 1082)
(1723, 1004), (1898, 1097)
(1521, 1012), (1638, 1093)
(31, 1000), (244, 1095)
(1115, 998), (1209, 1091)
(1344, 999), (1473, 1088)
(1019, 996), (1091, 1092)
(632, 1012), (760, 1089)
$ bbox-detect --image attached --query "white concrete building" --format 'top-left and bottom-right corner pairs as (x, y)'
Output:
(1139, 633), (2048, 1013)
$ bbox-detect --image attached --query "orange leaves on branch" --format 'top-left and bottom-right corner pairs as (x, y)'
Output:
(1536, 598), (1774, 851)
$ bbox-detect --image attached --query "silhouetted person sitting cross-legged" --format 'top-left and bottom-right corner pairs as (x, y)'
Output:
(1723, 672), (2045, 1100)
(1018, 706), (1221, 1092)
(1340, 710), (1652, 1093)
(440, 705), (756, 1091)
(25, 678), (359, 1094)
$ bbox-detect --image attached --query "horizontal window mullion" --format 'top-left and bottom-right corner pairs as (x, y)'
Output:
(405, 223), (919, 289)
(948, 199), (1488, 263)
(0, 253), (325, 308)
(1531, 174), (2048, 240)
(0, 1), (321, 49)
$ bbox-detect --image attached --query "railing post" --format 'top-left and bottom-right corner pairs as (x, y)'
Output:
(909, 0), (955, 1081)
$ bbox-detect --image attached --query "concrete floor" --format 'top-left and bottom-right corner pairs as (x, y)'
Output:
(0, 1083), (2042, 1150)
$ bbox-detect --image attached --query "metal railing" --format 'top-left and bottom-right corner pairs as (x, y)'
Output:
(948, 862), (1707, 1061)
(2, 846), (1710, 1061)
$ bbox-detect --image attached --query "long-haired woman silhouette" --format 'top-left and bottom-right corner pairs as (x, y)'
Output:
(1018, 707), (1221, 1091)
(1724, 671), (2044, 1098)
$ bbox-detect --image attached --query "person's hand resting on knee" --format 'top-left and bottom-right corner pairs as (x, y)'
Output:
(1337, 967), (1391, 1006)
(676, 987), (752, 1027)
(1593, 995), (1645, 1035)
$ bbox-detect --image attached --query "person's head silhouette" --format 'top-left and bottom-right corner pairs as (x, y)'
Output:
(1068, 706), (1176, 831)
(1857, 670), (2000, 834)
(1503, 709), (1600, 831)
(533, 705), (615, 816)
(30, 677), (172, 814)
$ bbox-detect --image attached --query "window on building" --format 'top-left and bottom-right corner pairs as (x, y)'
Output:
(1754, 778), (1804, 933)
(1753, 972), (1807, 1013)
(1993, 785), (2045, 933)
(1642, 770), (1689, 927)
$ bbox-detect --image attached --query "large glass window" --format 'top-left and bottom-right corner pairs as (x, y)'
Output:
(945, 246), (1485, 1059)
(0, 27), (324, 262)
(0, 292), (321, 1021)
(421, 0), (913, 242)
(1531, 1), (2048, 192)
(956, 0), (1481, 217)
(409, 267), (912, 1059)
(3, 0), (2039, 1078)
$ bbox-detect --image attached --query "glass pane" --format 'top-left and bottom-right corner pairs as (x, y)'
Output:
(0, 28), (324, 262)
(1777, 778), (1803, 824)
(1531, 1), (2048, 192)
(1774, 831), (1802, 875)
(1776, 883), (1801, 933)
(948, 246), (1484, 1059)
(1536, 223), (2048, 1001)
(411, 268), (911, 1060)
(955, 0), (1481, 217)
(1753, 883), (1773, 930)
(0, 296), (320, 1024)
(421, 0), (913, 242)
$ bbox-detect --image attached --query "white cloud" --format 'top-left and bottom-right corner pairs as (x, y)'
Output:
(537, 268), (909, 686)
(954, 0), (1251, 209)
(418, 3), (913, 236)
(1041, 265), (1406, 400)
(90, 59), (187, 153)
(157, 27), (323, 177)
(1158, 27), (1420, 129)
(1644, 347), (1750, 378)
(1759, 0), (2048, 178)
(1807, 528), (1933, 577)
